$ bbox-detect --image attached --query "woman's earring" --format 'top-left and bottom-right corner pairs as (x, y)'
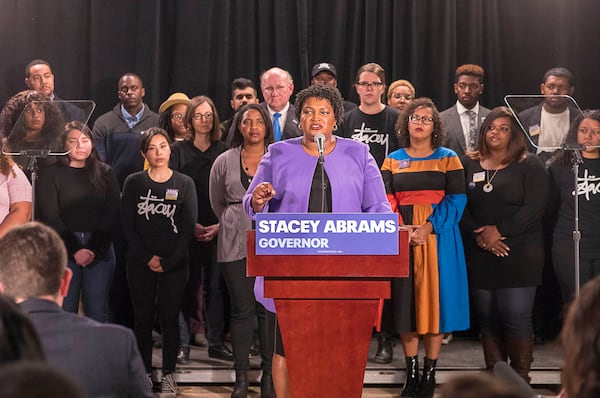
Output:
(333, 123), (338, 131)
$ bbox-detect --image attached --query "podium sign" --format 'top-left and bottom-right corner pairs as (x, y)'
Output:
(256, 212), (398, 255)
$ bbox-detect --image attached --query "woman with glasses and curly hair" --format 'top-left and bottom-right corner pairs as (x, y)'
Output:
(381, 97), (470, 398)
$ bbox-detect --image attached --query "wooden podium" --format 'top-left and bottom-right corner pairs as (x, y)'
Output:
(247, 229), (409, 398)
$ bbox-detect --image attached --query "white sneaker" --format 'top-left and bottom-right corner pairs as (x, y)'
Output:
(442, 333), (453, 345)
(160, 373), (177, 395)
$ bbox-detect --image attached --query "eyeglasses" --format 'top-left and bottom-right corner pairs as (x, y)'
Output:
(392, 94), (414, 101)
(262, 85), (289, 94)
(356, 81), (384, 89)
(487, 125), (510, 133)
(171, 113), (184, 121)
(408, 114), (434, 125)
(192, 112), (214, 121)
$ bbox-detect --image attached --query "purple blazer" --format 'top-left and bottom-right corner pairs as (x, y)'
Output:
(243, 136), (392, 312)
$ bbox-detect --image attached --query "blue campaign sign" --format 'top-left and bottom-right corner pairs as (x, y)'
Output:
(255, 213), (398, 255)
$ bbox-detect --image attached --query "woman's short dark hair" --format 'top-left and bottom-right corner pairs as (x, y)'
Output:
(140, 127), (170, 153)
(294, 85), (345, 127)
(184, 96), (222, 142)
(470, 106), (527, 164)
(59, 121), (109, 191)
(0, 294), (45, 363)
(230, 104), (274, 148)
(395, 97), (444, 149)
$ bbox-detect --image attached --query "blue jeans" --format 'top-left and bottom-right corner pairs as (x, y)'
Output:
(471, 286), (537, 338)
(63, 232), (116, 323)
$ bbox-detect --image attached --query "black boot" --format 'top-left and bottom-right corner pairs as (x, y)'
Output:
(260, 370), (275, 398)
(231, 370), (248, 398)
(400, 356), (419, 397)
(417, 357), (437, 398)
(374, 335), (394, 364)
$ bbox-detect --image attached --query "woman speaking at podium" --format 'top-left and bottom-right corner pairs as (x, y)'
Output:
(243, 84), (391, 398)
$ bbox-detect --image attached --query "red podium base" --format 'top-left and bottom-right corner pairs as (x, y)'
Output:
(248, 230), (409, 398)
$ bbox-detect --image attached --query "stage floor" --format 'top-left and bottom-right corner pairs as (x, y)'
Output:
(153, 335), (562, 395)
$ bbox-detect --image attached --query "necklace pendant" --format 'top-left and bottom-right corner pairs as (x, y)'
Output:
(483, 183), (494, 193)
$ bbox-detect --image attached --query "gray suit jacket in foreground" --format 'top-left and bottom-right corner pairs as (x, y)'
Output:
(441, 104), (491, 158)
(20, 298), (153, 398)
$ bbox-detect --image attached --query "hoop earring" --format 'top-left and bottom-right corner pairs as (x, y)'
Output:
(333, 124), (338, 131)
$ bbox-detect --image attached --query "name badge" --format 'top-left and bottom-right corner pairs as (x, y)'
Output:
(529, 124), (541, 137)
(165, 189), (179, 201)
(473, 171), (485, 183)
(398, 159), (410, 169)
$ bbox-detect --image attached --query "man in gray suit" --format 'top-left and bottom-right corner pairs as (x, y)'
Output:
(0, 222), (153, 398)
(441, 64), (491, 158)
(259, 67), (302, 141)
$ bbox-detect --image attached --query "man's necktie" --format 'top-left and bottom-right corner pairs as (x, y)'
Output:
(467, 110), (477, 151)
(273, 112), (282, 142)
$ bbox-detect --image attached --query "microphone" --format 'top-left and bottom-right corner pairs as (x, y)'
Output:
(314, 133), (325, 159)
(561, 143), (587, 151)
(493, 361), (540, 398)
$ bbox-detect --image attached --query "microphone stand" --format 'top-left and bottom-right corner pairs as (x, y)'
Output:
(567, 144), (584, 297)
(318, 152), (326, 212)
(3, 149), (70, 221)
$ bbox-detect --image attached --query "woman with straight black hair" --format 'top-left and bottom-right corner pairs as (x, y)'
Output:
(37, 120), (120, 323)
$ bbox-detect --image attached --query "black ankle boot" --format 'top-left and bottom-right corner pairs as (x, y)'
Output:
(231, 370), (248, 398)
(417, 357), (437, 398)
(374, 335), (394, 364)
(400, 356), (419, 397)
(260, 370), (275, 398)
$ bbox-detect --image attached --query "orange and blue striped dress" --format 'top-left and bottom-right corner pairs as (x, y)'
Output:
(381, 146), (469, 334)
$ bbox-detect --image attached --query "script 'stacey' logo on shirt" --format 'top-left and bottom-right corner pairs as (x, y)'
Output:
(575, 169), (600, 201)
(351, 122), (389, 150)
(137, 189), (178, 233)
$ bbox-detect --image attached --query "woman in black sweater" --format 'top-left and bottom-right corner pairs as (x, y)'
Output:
(37, 121), (120, 323)
(121, 128), (197, 394)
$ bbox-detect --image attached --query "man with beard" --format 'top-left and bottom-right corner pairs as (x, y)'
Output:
(92, 73), (159, 330)
(518, 67), (578, 161)
(441, 64), (491, 159)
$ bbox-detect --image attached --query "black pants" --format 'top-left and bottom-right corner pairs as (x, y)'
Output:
(186, 240), (228, 346)
(127, 261), (187, 373)
(553, 239), (600, 303)
(108, 226), (135, 329)
(221, 259), (274, 371)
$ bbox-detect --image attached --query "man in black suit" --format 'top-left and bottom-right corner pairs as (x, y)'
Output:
(24, 59), (87, 123)
(259, 67), (302, 141)
(441, 64), (491, 158)
(0, 222), (153, 398)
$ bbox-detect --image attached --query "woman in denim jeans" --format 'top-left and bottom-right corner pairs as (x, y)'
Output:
(37, 120), (120, 322)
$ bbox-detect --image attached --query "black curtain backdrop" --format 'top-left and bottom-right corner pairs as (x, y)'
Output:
(1, 0), (599, 126)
